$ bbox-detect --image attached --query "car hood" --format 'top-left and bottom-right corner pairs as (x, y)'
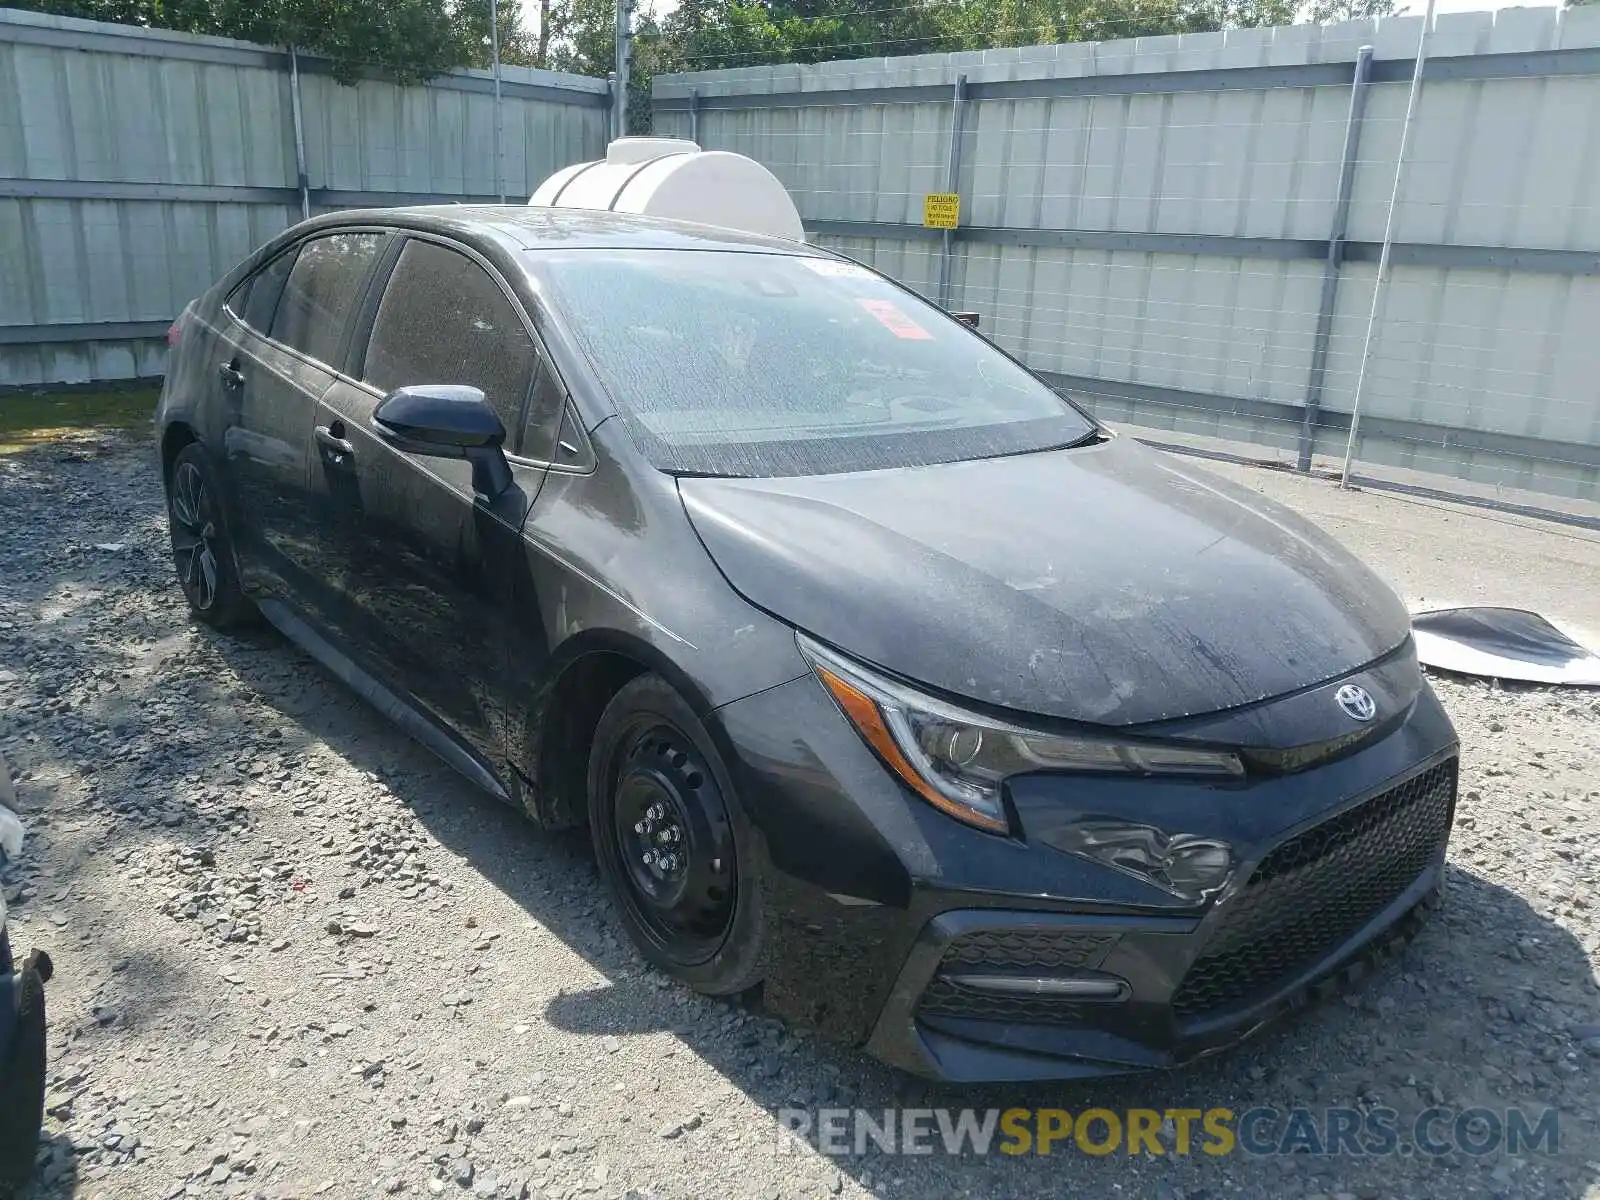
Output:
(678, 437), (1412, 726)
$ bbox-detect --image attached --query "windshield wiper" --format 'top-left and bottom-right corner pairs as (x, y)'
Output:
(1061, 428), (1111, 450)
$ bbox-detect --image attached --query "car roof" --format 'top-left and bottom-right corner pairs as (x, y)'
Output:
(302, 205), (830, 256)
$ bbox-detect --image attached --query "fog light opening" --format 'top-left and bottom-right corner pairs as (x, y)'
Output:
(942, 973), (1131, 1002)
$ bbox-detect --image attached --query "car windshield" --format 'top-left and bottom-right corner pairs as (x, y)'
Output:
(531, 249), (1096, 477)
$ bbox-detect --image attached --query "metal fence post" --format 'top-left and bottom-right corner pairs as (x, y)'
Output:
(1297, 45), (1372, 472)
(491, 0), (505, 203)
(613, 0), (632, 139)
(936, 73), (968, 310)
(288, 45), (310, 222)
(689, 88), (699, 143)
(1342, 2), (1437, 488)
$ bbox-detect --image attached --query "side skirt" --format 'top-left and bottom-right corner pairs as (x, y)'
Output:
(256, 598), (511, 804)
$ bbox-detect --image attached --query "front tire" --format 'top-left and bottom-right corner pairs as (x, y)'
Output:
(587, 675), (766, 995)
(165, 443), (255, 629)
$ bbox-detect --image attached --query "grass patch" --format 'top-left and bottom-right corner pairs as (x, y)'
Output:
(0, 387), (160, 454)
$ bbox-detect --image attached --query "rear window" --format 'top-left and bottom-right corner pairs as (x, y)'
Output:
(531, 250), (1094, 477)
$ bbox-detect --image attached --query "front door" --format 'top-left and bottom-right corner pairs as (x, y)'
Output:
(306, 236), (562, 765)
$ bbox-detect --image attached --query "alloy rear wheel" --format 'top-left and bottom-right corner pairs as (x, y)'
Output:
(165, 443), (255, 629)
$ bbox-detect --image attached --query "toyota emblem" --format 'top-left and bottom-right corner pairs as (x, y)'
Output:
(1335, 683), (1377, 722)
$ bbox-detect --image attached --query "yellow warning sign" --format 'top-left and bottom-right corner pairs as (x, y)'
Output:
(922, 192), (960, 229)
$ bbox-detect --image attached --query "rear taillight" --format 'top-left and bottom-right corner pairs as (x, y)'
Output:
(166, 320), (182, 349)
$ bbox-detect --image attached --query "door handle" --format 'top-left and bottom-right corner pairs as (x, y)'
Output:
(218, 359), (246, 390)
(315, 424), (356, 470)
(316, 425), (354, 455)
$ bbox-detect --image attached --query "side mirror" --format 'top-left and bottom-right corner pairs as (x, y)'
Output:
(373, 385), (505, 449)
(373, 385), (512, 499)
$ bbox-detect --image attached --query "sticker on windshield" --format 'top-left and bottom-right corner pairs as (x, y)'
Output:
(798, 259), (876, 280)
(856, 298), (933, 341)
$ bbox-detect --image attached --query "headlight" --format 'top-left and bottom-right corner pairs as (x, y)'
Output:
(798, 634), (1244, 834)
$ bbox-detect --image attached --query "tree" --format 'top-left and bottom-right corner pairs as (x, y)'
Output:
(536, 0), (556, 67)
(1307, 0), (1396, 21)
(23, 0), (1409, 100)
(453, 0), (539, 71)
(642, 0), (1343, 79)
(6, 0), (523, 83)
(542, 0), (664, 129)
(545, 0), (619, 75)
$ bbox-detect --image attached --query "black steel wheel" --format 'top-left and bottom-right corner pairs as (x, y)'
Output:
(610, 722), (736, 960)
(589, 675), (766, 993)
(165, 443), (254, 628)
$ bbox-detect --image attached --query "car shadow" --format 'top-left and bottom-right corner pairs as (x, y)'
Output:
(25, 1132), (80, 1199)
(191, 624), (1600, 1198)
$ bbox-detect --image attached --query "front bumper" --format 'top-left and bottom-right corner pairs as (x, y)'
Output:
(713, 659), (1459, 1082)
(866, 842), (1445, 1082)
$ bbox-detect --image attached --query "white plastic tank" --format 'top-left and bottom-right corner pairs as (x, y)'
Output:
(529, 138), (805, 243)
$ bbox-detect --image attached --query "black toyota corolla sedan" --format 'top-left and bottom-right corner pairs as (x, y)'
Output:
(156, 206), (1457, 1082)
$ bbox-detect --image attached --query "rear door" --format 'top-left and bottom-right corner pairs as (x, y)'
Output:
(309, 234), (562, 762)
(216, 244), (299, 595)
(219, 230), (387, 604)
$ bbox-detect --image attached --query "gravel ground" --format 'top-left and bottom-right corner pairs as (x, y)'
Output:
(1, 432), (1598, 1200)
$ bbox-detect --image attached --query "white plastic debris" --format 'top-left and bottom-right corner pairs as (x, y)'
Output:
(530, 138), (806, 242)
(0, 757), (21, 863)
(1411, 606), (1600, 686)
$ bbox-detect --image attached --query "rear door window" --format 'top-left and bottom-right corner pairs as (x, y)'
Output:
(228, 247), (299, 334)
(270, 232), (385, 367)
(362, 239), (536, 447)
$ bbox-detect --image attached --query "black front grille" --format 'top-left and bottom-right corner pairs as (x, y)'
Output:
(1171, 759), (1456, 1021)
(915, 928), (1117, 1024)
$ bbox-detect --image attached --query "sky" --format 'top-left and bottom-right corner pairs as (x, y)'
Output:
(515, 0), (1562, 43)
